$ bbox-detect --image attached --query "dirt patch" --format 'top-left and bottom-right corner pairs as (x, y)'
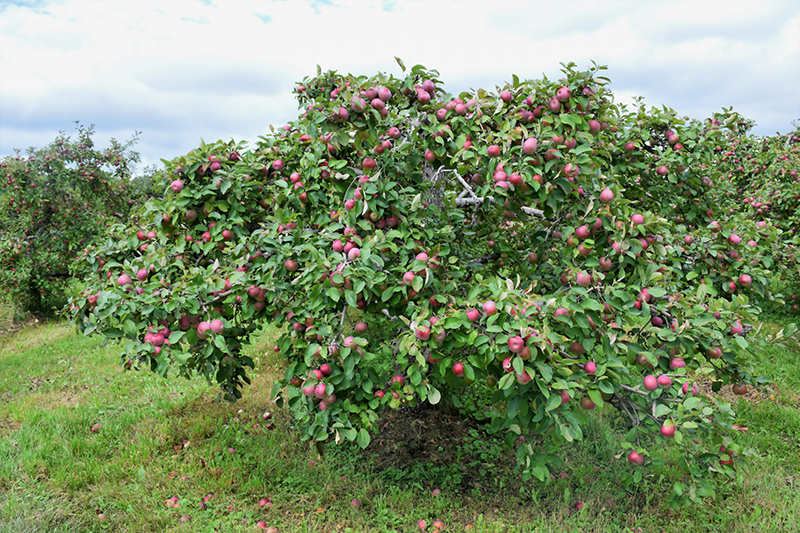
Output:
(0, 417), (22, 438)
(19, 386), (86, 411)
(697, 379), (774, 405)
(364, 403), (484, 472)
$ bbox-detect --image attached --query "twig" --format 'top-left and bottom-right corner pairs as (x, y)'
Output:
(614, 392), (639, 426)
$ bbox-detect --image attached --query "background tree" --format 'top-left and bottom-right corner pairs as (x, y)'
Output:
(0, 123), (152, 315)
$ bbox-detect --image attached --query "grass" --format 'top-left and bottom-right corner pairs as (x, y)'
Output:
(0, 316), (798, 532)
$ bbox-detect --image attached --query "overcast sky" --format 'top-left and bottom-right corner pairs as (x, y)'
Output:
(1, 0), (798, 172)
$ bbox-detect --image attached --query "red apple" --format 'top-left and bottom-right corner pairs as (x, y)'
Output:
(416, 326), (431, 341)
(627, 451), (644, 465)
(508, 336), (525, 353)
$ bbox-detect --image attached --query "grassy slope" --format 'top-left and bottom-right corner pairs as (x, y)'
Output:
(0, 320), (798, 533)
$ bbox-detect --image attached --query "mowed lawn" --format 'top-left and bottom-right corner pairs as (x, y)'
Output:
(0, 318), (798, 533)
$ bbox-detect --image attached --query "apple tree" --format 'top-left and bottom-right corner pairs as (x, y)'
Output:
(0, 124), (153, 314)
(69, 62), (793, 506)
(701, 119), (800, 315)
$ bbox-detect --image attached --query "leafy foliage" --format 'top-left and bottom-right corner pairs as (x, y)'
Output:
(68, 62), (798, 505)
(0, 124), (152, 314)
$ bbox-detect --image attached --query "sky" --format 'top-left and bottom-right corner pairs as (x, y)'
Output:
(1, 0), (799, 173)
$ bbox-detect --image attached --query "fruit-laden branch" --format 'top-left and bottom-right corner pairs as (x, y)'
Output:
(455, 196), (545, 218)
(430, 163), (547, 218)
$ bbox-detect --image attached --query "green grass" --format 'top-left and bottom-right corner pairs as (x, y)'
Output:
(0, 318), (799, 532)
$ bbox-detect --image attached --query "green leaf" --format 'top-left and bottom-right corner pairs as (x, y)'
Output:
(326, 287), (341, 302)
(654, 403), (671, 417)
(214, 335), (227, 351)
(122, 319), (137, 337)
(168, 331), (185, 345)
(648, 287), (667, 298)
(683, 396), (701, 410)
(507, 396), (522, 418)
(545, 392), (562, 412)
(534, 361), (553, 382)
(357, 428), (371, 449)
(587, 389), (603, 408)
(428, 386), (441, 405)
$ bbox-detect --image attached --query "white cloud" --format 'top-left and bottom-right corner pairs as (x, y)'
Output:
(1, 0), (798, 170)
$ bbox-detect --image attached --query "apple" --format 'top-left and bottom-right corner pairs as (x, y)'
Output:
(516, 369), (532, 384)
(416, 326), (431, 341)
(580, 396), (596, 410)
(284, 259), (298, 272)
(657, 375), (672, 388)
(660, 423), (676, 438)
(730, 321), (744, 335)
(170, 180), (184, 192)
(554, 308), (570, 318)
(452, 362), (465, 377)
(556, 86), (571, 102)
(631, 214), (645, 225)
(508, 336), (525, 353)
(669, 357), (685, 370)
(500, 90), (512, 103)
(560, 390), (570, 404)
(643, 375), (658, 391)
(197, 321), (211, 340)
(487, 145), (501, 158)
(575, 225), (591, 240)
(682, 382), (699, 395)
(732, 383), (748, 395)
(739, 274), (752, 287)
(118, 274), (132, 287)
(467, 309), (481, 322)
(628, 451), (644, 465)
(522, 138), (538, 155)
(483, 301), (497, 315)
(706, 346), (723, 358)
(310, 382), (325, 398)
(584, 361), (596, 375)
(210, 319), (224, 334)
(599, 188), (614, 203)
(729, 234), (742, 246)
